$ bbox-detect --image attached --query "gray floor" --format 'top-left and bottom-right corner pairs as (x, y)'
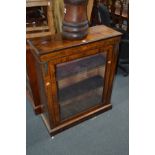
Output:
(26, 74), (129, 155)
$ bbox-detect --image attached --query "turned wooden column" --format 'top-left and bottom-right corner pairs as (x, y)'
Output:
(62, 0), (89, 40)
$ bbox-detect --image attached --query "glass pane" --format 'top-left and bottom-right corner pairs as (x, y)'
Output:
(56, 53), (107, 120)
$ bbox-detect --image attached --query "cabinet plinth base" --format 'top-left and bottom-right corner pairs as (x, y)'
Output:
(41, 104), (112, 136)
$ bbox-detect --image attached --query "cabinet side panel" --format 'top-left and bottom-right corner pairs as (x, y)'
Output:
(26, 47), (42, 114)
(32, 53), (54, 128)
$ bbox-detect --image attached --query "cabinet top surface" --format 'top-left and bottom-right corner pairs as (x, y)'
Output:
(27, 25), (122, 55)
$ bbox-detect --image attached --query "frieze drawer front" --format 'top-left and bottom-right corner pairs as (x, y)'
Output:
(27, 25), (122, 136)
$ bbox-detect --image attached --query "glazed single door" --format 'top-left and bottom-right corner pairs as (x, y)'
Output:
(54, 47), (113, 121)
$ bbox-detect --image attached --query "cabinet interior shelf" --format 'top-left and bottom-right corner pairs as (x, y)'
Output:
(56, 53), (106, 89)
(58, 75), (104, 120)
(56, 53), (106, 80)
(59, 75), (103, 103)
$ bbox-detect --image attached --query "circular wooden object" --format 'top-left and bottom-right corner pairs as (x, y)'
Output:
(62, 0), (89, 40)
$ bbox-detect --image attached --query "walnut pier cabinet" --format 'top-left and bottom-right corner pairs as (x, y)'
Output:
(27, 25), (122, 136)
